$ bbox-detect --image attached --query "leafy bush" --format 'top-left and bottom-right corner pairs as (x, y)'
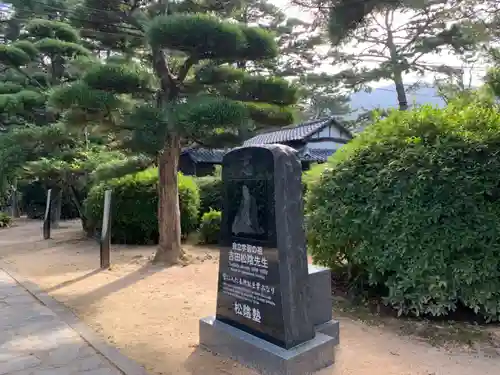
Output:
(84, 168), (199, 244)
(306, 102), (500, 321)
(0, 212), (12, 228)
(196, 176), (223, 217)
(198, 209), (222, 244)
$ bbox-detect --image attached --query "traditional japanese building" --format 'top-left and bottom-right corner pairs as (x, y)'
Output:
(179, 117), (353, 176)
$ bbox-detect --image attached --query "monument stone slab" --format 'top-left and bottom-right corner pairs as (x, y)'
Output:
(200, 145), (339, 374)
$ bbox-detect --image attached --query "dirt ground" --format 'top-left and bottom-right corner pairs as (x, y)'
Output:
(1, 219), (500, 375)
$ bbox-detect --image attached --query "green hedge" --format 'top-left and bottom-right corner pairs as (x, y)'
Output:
(198, 209), (221, 244)
(196, 176), (223, 217)
(306, 102), (500, 321)
(84, 168), (199, 244)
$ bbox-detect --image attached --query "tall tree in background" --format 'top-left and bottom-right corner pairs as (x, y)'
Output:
(292, 0), (489, 44)
(49, 0), (299, 263)
(231, 0), (350, 122)
(327, 5), (480, 110)
(236, 0), (324, 77)
(434, 51), (482, 104)
(298, 73), (351, 119)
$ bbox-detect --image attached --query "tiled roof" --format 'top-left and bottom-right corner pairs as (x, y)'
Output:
(297, 148), (336, 162)
(182, 147), (335, 164)
(181, 148), (227, 163)
(243, 117), (345, 146)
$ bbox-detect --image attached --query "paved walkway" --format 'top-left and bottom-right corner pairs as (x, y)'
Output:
(0, 270), (122, 375)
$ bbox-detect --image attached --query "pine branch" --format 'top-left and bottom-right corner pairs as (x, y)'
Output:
(177, 56), (198, 83)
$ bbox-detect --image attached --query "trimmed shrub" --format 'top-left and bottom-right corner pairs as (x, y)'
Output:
(306, 102), (500, 321)
(198, 209), (222, 244)
(196, 176), (223, 217)
(84, 168), (199, 244)
(0, 212), (12, 228)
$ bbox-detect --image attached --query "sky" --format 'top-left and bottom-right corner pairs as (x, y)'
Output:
(0, 0), (488, 91)
(270, 0), (488, 89)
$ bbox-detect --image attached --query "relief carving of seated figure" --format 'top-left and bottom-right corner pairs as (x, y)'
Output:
(232, 185), (264, 236)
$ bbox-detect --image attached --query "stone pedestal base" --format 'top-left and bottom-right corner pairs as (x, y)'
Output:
(316, 320), (340, 343)
(199, 316), (338, 375)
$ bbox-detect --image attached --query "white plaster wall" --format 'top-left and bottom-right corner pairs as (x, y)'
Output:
(306, 140), (345, 150)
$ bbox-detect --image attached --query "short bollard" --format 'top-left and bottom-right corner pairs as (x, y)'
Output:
(43, 189), (52, 240)
(100, 189), (112, 269)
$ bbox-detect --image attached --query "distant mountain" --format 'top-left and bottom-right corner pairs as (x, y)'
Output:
(347, 85), (446, 118)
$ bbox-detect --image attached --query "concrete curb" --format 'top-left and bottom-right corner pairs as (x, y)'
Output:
(0, 262), (151, 375)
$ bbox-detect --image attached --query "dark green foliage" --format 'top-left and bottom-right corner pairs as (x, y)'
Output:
(12, 41), (39, 59)
(239, 76), (298, 105)
(179, 174), (201, 238)
(177, 96), (249, 135)
(196, 65), (298, 106)
(84, 168), (200, 244)
(196, 65), (246, 84)
(26, 19), (80, 43)
(82, 64), (152, 94)
(34, 39), (90, 57)
(0, 83), (23, 95)
(30, 72), (51, 88)
(198, 209), (221, 244)
(196, 176), (223, 217)
(0, 212), (12, 228)
(49, 82), (121, 112)
(71, 0), (145, 53)
(123, 105), (170, 155)
(147, 13), (277, 61)
(245, 102), (296, 126)
(0, 45), (31, 66)
(485, 68), (500, 95)
(239, 25), (278, 60)
(147, 14), (246, 58)
(326, 0), (402, 44)
(306, 102), (500, 321)
(0, 90), (45, 113)
(90, 155), (153, 184)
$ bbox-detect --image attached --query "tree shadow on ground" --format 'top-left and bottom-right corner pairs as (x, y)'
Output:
(67, 263), (164, 307)
(44, 269), (104, 293)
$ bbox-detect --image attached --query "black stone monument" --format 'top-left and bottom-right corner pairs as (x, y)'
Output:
(43, 189), (52, 240)
(200, 145), (339, 375)
(100, 189), (112, 269)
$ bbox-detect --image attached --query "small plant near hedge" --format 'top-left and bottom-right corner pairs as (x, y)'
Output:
(306, 101), (500, 322)
(84, 168), (199, 244)
(0, 212), (12, 228)
(198, 209), (221, 244)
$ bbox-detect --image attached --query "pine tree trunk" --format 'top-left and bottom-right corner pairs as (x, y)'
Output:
(154, 136), (183, 264)
(394, 69), (408, 111)
(385, 9), (408, 112)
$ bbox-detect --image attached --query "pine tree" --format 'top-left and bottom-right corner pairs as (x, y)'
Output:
(0, 11), (93, 221)
(298, 73), (351, 119)
(49, 1), (299, 263)
(326, 5), (482, 110)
